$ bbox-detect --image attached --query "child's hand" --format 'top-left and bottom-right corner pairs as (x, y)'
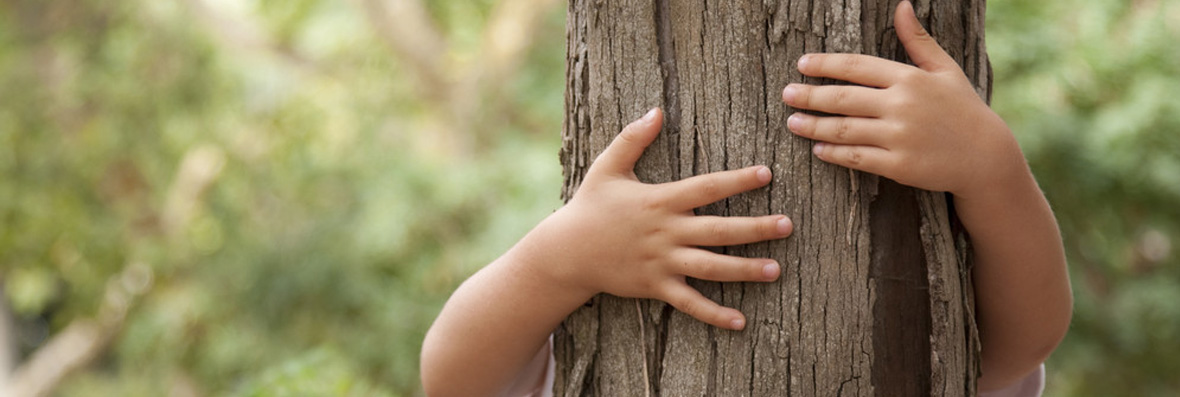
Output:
(781, 0), (1022, 199)
(530, 108), (792, 331)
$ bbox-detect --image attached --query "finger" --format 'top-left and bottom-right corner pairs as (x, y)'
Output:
(894, 0), (957, 72)
(788, 113), (890, 147)
(590, 107), (663, 175)
(782, 84), (886, 118)
(677, 215), (793, 247)
(671, 248), (781, 283)
(659, 165), (772, 211)
(796, 53), (917, 88)
(812, 142), (893, 175)
(661, 282), (747, 330)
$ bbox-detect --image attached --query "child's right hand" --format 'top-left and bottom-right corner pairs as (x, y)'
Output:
(519, 108), (793, 331)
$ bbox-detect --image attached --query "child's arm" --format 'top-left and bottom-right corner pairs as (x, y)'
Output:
(780, 1), (1071, 392)
(420, 109), (793, 396)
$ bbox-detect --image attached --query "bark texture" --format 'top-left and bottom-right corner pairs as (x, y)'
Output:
(556, 0), (989, 395)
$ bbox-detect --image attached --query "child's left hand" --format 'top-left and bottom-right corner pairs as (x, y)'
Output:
(781, 1), (1023, 200)
(783, 7), (1074, 389)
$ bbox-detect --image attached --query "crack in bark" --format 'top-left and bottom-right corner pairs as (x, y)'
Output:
(655, 0), (681, 179)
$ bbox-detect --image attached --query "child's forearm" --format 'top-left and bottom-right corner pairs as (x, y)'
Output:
(953, 155), (1072, 391)
(420, 216), (593, 397)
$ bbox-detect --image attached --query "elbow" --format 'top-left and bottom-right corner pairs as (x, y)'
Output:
(1039, 293), (1073, 363)
(420, 358), (456, 397)
(1020, 293), (1074, 379)
(1029, 275), (1074, 365)
(420, 343), (440, 396)
(420, 335), (486, 397)
(420, 374), (454, 397)
(419, 335), (452, 397)
(980, 295), (1073, 391)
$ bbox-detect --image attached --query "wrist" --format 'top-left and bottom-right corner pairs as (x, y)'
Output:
(503, 207), (599, 302)
(953, 122), (1030, 201)
(950, 155), (1043, 229)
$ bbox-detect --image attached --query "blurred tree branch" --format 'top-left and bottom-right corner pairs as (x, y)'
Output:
(177, 0), (560, 157)
(2, 264), (151, 397)
(356, 0), (559, 156)
(1, 146), (225, 397)
(455, 0), (560, 143)
(180, 0), (323, 74)
(357, 0), (449, 102)
(0, 290), (14, 385)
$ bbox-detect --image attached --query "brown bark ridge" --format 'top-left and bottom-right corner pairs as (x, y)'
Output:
(556, 0), (988, 396)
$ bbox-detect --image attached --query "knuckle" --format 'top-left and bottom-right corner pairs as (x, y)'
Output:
(888, 120), (910, 141)
(839, 55), (861, 75)
(652, 281), (675, 300)
(831, 88), (850, 108)
(694, 261), (720, 280)
(914, 27), (933, 41)
(588, 152), (610, 171)
(617, 128), (641, 146)
(897, 69), (925, 86)
(645, 225), (666, 240)
(890, 92), (917, 110)
(707, 219), (731, 241)
(675, 295), (701, 316)
(699, 178), (722, 199)
(844, 147), (864, 166)
(835, 118), (851, 142)
(881, 154), (903, 173)
(761, 217), (780, 238)
(886, 120), (905, 135)
(633, 273), (658, 294)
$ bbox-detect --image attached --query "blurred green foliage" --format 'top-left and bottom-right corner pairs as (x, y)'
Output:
(0, 0), (564, 395)
(989, 0), (1180, 395)
(0, 0), (1175, 395)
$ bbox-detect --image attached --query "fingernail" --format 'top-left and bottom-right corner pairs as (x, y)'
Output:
(782, 85), (797, 103)
(763, 262), (781, 279)
(797, 55), (810, 70)
(776, 217), (792, 235)
(813, 142), (825, 157)
(730, 318), (745, 330)
(642, 107), (659, 123)
(756, 166), (772, 183)
(787, 113), (803, 132)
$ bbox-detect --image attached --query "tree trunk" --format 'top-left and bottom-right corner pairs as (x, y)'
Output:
(556, 0), (990, 395)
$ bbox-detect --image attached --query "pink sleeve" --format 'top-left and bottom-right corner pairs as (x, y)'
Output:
(979, 364), (1045, 397)
(506, 336), (555, 397)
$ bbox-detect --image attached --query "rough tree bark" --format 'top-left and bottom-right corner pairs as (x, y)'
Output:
(556, 0), (991, 395)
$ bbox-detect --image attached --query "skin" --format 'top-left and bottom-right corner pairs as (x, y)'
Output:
(421, 108), (792, 396)
(421, 1), (1071, 395)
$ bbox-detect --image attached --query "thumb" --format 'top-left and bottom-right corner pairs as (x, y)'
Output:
(894, 1), (957, 71)
(591, 108), (663, 175)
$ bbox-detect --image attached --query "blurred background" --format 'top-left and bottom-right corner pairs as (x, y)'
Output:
(0, 0), (1175, 395)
